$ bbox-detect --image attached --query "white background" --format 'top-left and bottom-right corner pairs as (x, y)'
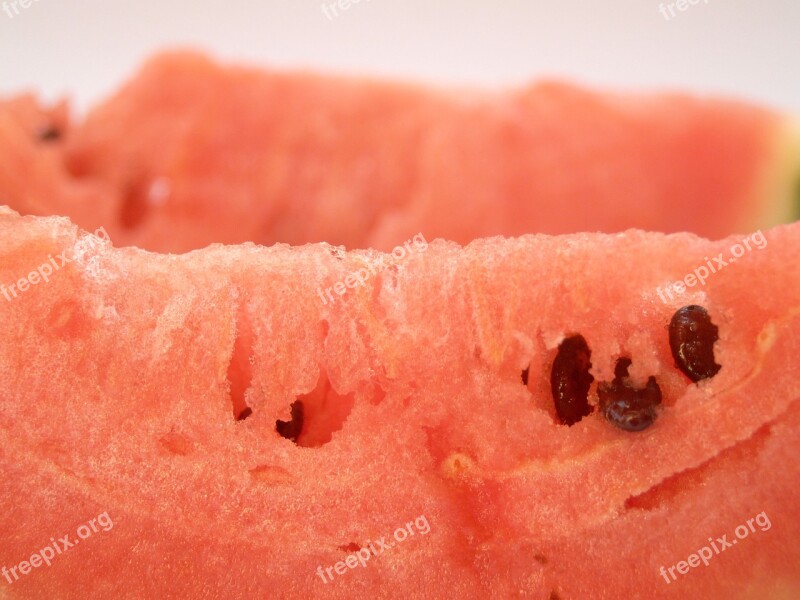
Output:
(0, 0), (798, 112)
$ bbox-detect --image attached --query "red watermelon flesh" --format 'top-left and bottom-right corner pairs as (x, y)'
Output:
(0, 95), (117, 233)
(0, 207), (798, 598)
(1, 51), (798, 253)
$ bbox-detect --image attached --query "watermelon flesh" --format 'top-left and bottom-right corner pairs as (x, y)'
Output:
(0, 207), (798, 598)
(1, 51), (799, 253)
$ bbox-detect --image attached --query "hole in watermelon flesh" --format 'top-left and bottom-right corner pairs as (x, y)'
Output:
(227, 307), (254, 421)
(277, 370), (355, 447)
(550, 335), (594, 426)
(276, 400), (304, 443)
(613, 357), (632, 380)
(369, 384), (387, 406)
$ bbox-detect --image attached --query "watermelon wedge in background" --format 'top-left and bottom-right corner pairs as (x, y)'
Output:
(0, 207), (798, 599)
(0, 51), (799, 253)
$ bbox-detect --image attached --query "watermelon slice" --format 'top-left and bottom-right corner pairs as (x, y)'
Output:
(1, 51), (798, 253)
(1, 207), (798, 598)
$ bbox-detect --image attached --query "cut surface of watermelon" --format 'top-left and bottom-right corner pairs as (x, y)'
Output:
(0, 51), (799, 253)
(0, 207), (798, 599)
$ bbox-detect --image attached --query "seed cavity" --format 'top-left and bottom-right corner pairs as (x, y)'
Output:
(669, 305), (721, 382)
(120, 174), (151, 229)
(521, 367), (529, 386)
(159, 432), (193, 456)
(598, 358), (662, 432)
(276, 400), (304, 443)
(550, 335), (594, 426)
(249, 465), (294, 485)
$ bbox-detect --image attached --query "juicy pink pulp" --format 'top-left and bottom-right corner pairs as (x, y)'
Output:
(0, 208), (798, 598)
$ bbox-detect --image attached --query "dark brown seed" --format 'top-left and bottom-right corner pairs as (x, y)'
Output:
(550, 335), (594, 425)
(599, 358), (662, 432)
(37, 125), (61, 142)
(669, 305), (721, 382)
(521, 367), (529, 386)
(276, 400), (304, 442)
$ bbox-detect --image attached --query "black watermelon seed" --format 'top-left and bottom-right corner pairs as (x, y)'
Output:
(521, 367), (529, 386)
(599, 358), (662, 432)
(550, 335), (594, 426)
(276, 400), (304, 442)
(669, 305), (721, 382)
